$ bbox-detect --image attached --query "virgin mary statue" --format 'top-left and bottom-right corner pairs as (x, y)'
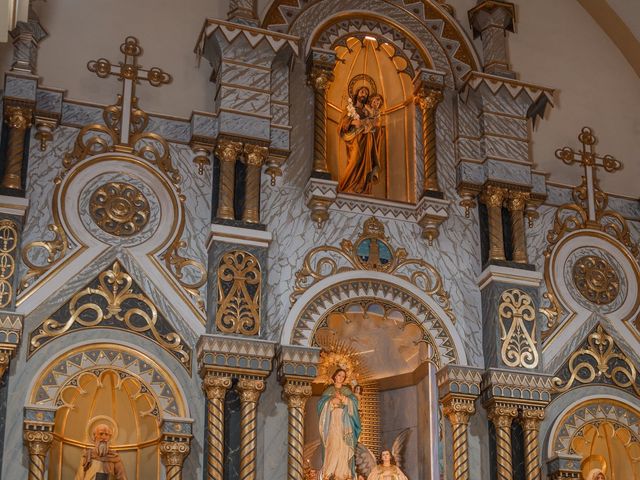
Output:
(317, 368), (361, 480)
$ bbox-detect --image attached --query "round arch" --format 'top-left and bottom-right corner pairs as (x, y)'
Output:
(262, 0), (480, 87)
(281, 270), (467, 367)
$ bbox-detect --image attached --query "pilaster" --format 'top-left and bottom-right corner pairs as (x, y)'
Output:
(437, 365), (483, 480)
(277, 345), (321, 480)
(9, 9), (47, 74)
(468, 1), (516, 78)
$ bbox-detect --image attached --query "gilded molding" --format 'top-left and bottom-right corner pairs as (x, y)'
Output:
(499, 289), (539, 369)
(216, 250), (261, 336)
(0, 220), (18, 308)
(291, 217), (455, 323)
(29, 261), (191, 370)
(572, 254), (619, 305)
(552, 324), (639, 395)
(197, 334), (276, 376)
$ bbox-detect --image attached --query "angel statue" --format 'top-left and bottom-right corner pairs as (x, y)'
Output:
(356, 429), (411, 480)
(317, 368), (361, 480)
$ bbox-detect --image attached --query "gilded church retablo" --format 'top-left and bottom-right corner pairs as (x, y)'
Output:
(0, 1), (639, 479)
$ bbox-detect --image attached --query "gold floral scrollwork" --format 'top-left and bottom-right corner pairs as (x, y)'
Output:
(161, 238), (207, 312)
(0, 220), (18, 308)
(216, 251), (261, 336)
(499, 289), (539, 369)
(572, 255), (620, 305)
(29, 261), (190, 369)
(552, 324), (639, 395)
(90, 182), (150, 236)
(292, 217), (454, 322)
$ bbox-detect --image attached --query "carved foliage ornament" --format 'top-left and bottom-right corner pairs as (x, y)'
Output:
(29, 261), (191, 370)
(292, 217), (454, 323)
(572, 255), (620, 305)
(90, 182), (150, 237)
(215, 250), (261, 336)
(499, 289), (539, 369)
(552, 325), (639, 396)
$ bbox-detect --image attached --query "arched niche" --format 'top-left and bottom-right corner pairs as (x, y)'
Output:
(26, 342), (189, 480)
(282, 272), (465, 479)
(546, 395), (640, 479)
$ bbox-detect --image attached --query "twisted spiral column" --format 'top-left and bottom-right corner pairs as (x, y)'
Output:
(283, 381), (313, 480)
(521, 408), (545, 480)
(237, 378), (265, 480)
(482, 185), (507, 261)
(508, 192), (530, 264)
(160, 439), (191, 480)
(215, 139), (243, 220)
(309, 69), (333, 174)
(24, 429), (53, 480)
(203, 374), (232, 480)
(443, 398), (475, 480)
(242, 144), (268, 224)
(3, 106), (32, 190)
(487, 403), (518, 480)
(416, 89), (444, 194)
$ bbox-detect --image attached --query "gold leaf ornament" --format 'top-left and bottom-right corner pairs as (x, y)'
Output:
(499, 289), (539, 369)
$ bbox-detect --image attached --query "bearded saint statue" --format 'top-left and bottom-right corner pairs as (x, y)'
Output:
(74, 423), (127, 480)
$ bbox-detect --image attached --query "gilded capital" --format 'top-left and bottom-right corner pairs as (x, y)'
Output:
(283, 382), (312, 409)
(487, 403), (518, 426)
(160, 440), (191, 466)
(443, 397), (476, 425)
(0, 349), (12, 379)
(415, 88), (444, 111)
(482, 185), (507, 208)
(237, 378), (265, 403)
(244, 144), (269, 167)
(215, 139), (243, 163)
(520, 407), (545, 430)
(203, 374), (233, 400)
(4, 105), (32, 130)
(24, 430), (54, 455)
(308, 68), (333, 92)
(507, 191), (529, 211)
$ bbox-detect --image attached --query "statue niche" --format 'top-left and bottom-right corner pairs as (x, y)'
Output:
(325, 36), (416, 202)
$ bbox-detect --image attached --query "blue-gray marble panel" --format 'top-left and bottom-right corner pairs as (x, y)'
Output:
(270, 64), (289, 102)
(481, 111), (528, 138)
(4, 75), (36, 100)
(455, 96), (482, 136)
(61, 102), (104, 126)
(457, 161), (485, 186)
(484, 137), (529, 163)
(220, 62), (271, 91)
(546, 185), (572, 205)
(35, 89), (63, 113)
(191, 113), (218, 138)
(531, 172), (547, 195)
(456, 137), (482, 161)
(271, 103), (289, 126)
(218, 110), (270, 141)
(479, 88), (528, 117)
(270, 126), (290, 151)
(219, 35), (274, 69)
(485, 160), (531, 186)
(608, 195), (640, 220)
(219, 85), (271, 117)
(146, 116), (191, 143)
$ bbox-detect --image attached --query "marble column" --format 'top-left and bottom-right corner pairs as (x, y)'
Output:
(508, 191), (529, 264)
(215, 138), (243, 220)
(487, 401), (518, 480)
(242, 144), (268, 224)
(482, 185), (507, 261)
(3, 105), (33, 191)
(202, 372), (233, 480)
(236, 377), (265, 480)
(520, 407), (545, 480)
(307, 48), (337, 176)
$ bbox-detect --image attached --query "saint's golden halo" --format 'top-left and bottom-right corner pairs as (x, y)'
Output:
(348, 74), (378, 100)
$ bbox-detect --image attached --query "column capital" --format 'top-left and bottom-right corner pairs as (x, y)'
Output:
(236, 377), (266, 403)
(507, 190), (530, 211)
(4, 104), (33, 129)
(481, 184), (508, 208)
(413, 68), (446, 109)
(520, 405), (545, 428)
(215, 138), (244, 163)
(306, 48), (337, 92)
(160, 439), (191, 466)
(202, 371), (233, 400)
(243, 143), (269, 167)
